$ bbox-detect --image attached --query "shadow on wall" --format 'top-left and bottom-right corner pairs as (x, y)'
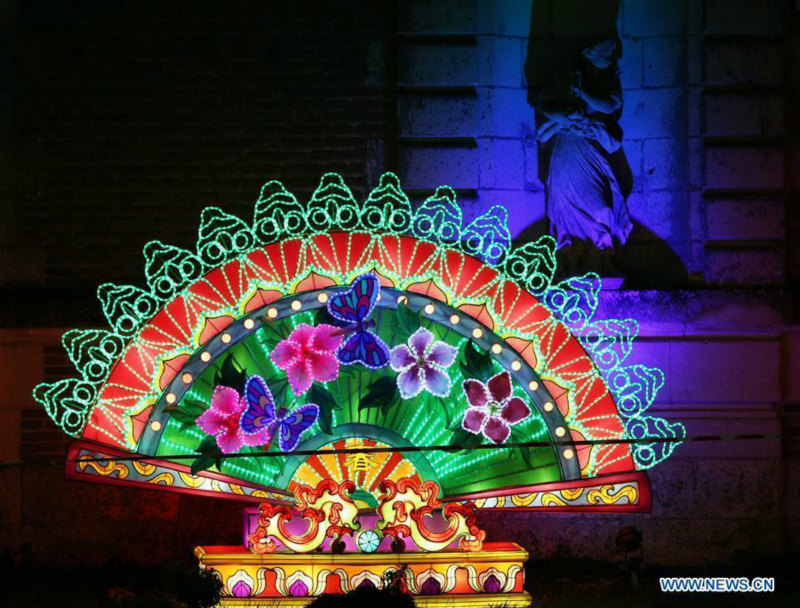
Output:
(522, 0), (688, 287)
(516, 219), (688, 288)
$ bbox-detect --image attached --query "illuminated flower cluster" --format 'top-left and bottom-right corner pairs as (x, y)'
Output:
(461, 371), (531, 444)
(390, 327), (458, 399)
(196, 386), (255, 453)
(270, 324), (343, 395)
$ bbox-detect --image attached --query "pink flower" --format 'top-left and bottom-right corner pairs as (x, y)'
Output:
(270, 324), (343, 395)
(196, 386), (247, 454)
(390, 327), (457, 399)
(461, 371), (531, 444)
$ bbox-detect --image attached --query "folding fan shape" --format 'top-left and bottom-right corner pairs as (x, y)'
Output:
(35, 173), (684, 512)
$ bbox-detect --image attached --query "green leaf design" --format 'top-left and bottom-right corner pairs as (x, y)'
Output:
(359, 376), (399, 413)
(509, 428), (533, 467)
(460, 340), (494, 382)
(196, 434), (219, 455)
(182, 400), (207, 416)
(395, 302), (422, 342)
(431, 395), (452, 427)
(191, 455), (217, 476)
(318, 404), (333, 435)
(314, 307), (340, 327)
(214, 355), (248, 393)
(265, 375), (289, 407)
(448, 427), (483, 453)
(191, 434), (226, 474)
(309, 384), (338, 411)
(166, 399), (206, 431)
(309, 384), (337, 435)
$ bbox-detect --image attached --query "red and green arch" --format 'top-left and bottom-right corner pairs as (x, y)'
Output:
(38, 174), (683, 512)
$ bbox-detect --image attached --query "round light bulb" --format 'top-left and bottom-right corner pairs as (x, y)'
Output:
(181, 373), (193, 384)
(267, 307), (278, 319)
(291, 300), (302, 311)
(543, 401), (554, 412)
(472, 327), (483, 339)
(243, 318), (255, 330)
(149, 420), (162, 432)
(397, 295), (408, 305)
(317, 292), (329, 304)
(563, 449), (575, 460)
(424, 303), (435, 315)
(200, 352), (211, 362)
(555, 426), (566, 437)
(449, 314), (460, 325)
(221, 333), (232, 344)
(528, 380), (539, 391)
(511, 360), (522, 371)
(165, 393), (176, 404)
(491, 344), (502, 355)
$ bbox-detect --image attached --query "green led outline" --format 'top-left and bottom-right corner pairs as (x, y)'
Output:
(32, 171), (685, 471)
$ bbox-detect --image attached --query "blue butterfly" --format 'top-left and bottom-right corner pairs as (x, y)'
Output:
(240, 375), (319, 452)
(327, 274), (390, 369)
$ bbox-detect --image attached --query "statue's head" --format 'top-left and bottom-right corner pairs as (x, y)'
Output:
(581, 38), (619, 70)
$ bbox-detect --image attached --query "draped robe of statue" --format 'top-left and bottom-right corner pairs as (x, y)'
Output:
(535, 39), (632, 250)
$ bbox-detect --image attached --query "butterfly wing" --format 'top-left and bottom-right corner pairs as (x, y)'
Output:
(241, 375), (277, 435)
(338, 329), (390, 369)
(327, 274), (380, 324)
(277, 404), (320, 452)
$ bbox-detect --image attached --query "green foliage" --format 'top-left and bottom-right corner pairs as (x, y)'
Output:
(264, 373), (289, 407)
(510, 427), (534, 468)
(460, 340), (494, 382)
(165, 399), (206, 432)
(258, 320), (285, 351)
(428, 394), (453, 427)
(358, 376), (400, 415)
(213, 355), (247, 393)
(314, 306), (341, 327)
(447, 427), (484, 453)
(394, 302), (422, 342)
(191, 434), (225, 475)
(308, 384), (338, 435)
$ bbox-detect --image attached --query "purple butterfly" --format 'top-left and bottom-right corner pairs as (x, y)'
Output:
(240, 375), (319, 452)
(327, 273), (390, 369)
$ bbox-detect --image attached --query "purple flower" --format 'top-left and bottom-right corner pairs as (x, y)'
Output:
(390, 327), (457, 399)
(461, 371), (531, 444)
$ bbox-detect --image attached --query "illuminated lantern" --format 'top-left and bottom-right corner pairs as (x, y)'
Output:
(34, 173), (684, 606)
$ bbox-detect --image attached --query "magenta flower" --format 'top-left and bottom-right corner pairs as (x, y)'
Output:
(270, 323), (343, 395)
(390, 327), (457, 399)
(197, 385), (276, 454)
(461, 371), (531, 444)
(196, 386), (247, 454)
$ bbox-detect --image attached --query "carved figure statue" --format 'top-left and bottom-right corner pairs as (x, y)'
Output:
(534, 38), (632, 251)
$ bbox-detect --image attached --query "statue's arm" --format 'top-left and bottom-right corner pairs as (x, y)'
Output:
(571, 86), (622, 115)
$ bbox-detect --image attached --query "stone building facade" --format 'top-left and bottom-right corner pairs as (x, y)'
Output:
(1, 0), (797, 569)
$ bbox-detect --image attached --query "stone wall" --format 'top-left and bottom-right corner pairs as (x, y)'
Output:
(0, 0), (798, 570)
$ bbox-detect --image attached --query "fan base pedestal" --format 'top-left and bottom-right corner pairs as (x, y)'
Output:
(195, 542), (530, 607)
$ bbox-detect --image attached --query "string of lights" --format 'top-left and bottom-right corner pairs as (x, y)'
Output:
(54, 432), (778, 465)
